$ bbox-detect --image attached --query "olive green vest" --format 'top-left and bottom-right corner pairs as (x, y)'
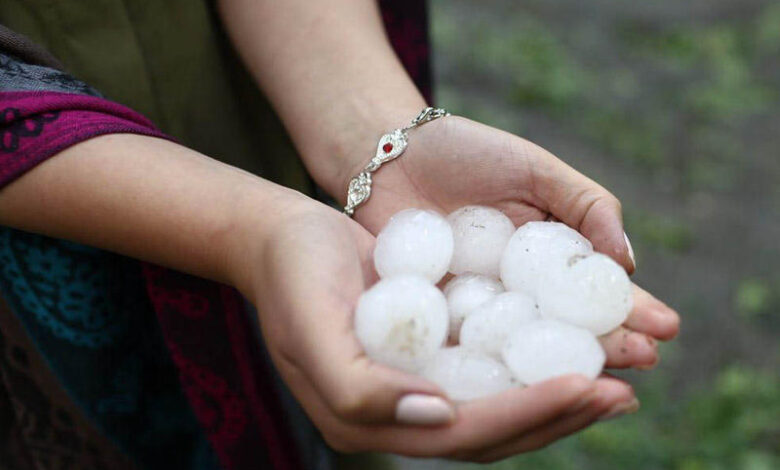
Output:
(0, 0), (312, 193)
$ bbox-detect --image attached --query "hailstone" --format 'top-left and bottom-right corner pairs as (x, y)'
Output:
(421, 346), (514, 401)
(373, 209), (454, 283)
(443, 273), (504, 341)
(502, 320), (605, 384)
(500, 221), (593, 297)
(354, 276), (448, 372)
(538, 252), (633, 336)
(460, 292), (540, 359)
(447, 206), (515, 277)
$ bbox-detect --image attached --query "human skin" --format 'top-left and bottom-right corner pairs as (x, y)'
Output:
(0, 0), (680, 461)
(0, 133), (636, 462)
(219, 0), (678, 452)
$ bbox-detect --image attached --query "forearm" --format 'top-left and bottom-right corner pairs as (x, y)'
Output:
(0, 133), (306, 291)
(218, 0), (427, 200)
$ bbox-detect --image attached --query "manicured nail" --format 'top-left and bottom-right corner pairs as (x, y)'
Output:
(624, 232), (636, 270)
(598, 397), (640, 422)
(396, 394), (455, 425)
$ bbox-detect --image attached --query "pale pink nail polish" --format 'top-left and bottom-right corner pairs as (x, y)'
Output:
(396, 394), (455, 426)
(624, 232), (636, 270)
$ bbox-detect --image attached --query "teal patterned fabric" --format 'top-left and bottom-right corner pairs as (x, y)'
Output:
(0, 50), (221, 470)
(0, 208), (221, 470)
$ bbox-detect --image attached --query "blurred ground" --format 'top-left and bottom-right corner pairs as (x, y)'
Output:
(353, 1), (779, 469)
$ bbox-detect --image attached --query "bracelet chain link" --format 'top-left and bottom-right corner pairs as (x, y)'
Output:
(343, 107), (449, 216)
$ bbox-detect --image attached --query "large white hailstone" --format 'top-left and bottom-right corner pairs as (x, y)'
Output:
(420, 346), (514, 401)
(500, 221), (593, 298)
(537, 252), (633, 336)
(373, 209), (454, 283)
(447, 206), (515, 277)
(443, 273), (504, 341)
(460, 292), (540, 359)
(354, 276), (449, 373)
(502, 320), (605, 384)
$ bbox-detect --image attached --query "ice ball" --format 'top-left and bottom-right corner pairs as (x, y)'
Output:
(421, 346), (514, 401)
(447, 206), (515, 277)
(500, 221), (593, 297)
(443, 273), (504, 341)
(354, 276), (448, 372)
(460, 292), (540, 359)
(538, 252), (633, 336)
(502, 320), (605, 384)
(373, 209), (454, 283)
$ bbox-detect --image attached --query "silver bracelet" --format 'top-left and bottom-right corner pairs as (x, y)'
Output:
(343, 106), (450, 216)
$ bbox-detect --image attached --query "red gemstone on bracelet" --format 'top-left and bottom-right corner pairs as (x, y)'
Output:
(382, 143), (393, 153)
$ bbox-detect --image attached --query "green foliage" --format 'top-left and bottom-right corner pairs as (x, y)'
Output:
(498, 25), (583, 110)
(422, 2), (780, 469)
(646, 26), (775, 121)
(451, 366), (780, 470)
(756, 3), (780, 53)
(623, 211), (694, 253)
(576, 109), (669, 168)
(433, 1), (780, 190)
(735, 278), (776, 319)
(433, 13), (584, 110)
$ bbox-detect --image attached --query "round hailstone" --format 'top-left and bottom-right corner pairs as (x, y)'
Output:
(443, 273), (504, 341)
(460, 292), (540, 359)
(538, 252), (633, 336)
(500, 221), (593, 298)
(373, 209), (454, 283)
(447, 206), (515, 278)
(420, 346), (514, 401)
(502, 320), (606, 384)
(354, 276), (448, 373)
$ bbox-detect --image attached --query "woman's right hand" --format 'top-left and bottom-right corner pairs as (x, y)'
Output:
(239, 198), (637, 462)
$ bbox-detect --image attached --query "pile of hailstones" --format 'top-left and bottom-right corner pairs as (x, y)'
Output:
(355, 206), (633, 401)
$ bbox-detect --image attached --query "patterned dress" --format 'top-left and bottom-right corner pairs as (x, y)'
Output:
(0, 2), (433, 470)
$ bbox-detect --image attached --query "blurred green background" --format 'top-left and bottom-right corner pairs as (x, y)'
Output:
(346, 0), (780, 468)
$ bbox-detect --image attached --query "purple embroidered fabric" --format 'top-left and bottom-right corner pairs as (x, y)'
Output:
(0, 3), (433, 469)
(0, 91), (169, 185)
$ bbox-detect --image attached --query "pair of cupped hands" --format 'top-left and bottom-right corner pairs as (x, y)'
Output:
(246, 116), (679, 462)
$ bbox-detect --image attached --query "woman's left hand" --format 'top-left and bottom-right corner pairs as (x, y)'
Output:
(348, 115), (680, 370)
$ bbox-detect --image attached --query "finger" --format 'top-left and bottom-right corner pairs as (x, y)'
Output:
(272, 272), (450, 426)
(290, 319), (450, 425)
(600, 326), (658, 369)
(441, 374), (596, 449)
(326, 374), (596, 456)
(623, 284), (680, 340)
(376, 374), (598, 457)
(470, 376), (635, 462)
(529, 147), (634, 273)
(281, 366), (597, 455)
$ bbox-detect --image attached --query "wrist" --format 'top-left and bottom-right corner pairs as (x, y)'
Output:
(222, 180), (314, 298)
(305, 93), (428, 204)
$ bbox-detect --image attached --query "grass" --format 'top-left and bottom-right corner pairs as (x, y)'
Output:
(368, 2), (780, 468)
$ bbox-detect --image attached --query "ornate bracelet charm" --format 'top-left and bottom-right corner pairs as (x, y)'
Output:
(343, 107), (449, 216)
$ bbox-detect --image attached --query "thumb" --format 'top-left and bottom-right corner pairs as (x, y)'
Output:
(304, 338), (456, 426)
(329, 356), (456, 426)
(531, 150), (635, 273)
(285, 294), (455, 426)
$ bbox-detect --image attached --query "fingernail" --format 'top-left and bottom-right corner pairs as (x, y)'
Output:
(624, 232), (636, 270)
(396, 394), (455, 426)
(634, 336), (659, 370)
(635, 352), (659, 370)
(598, 397), (640, 422)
